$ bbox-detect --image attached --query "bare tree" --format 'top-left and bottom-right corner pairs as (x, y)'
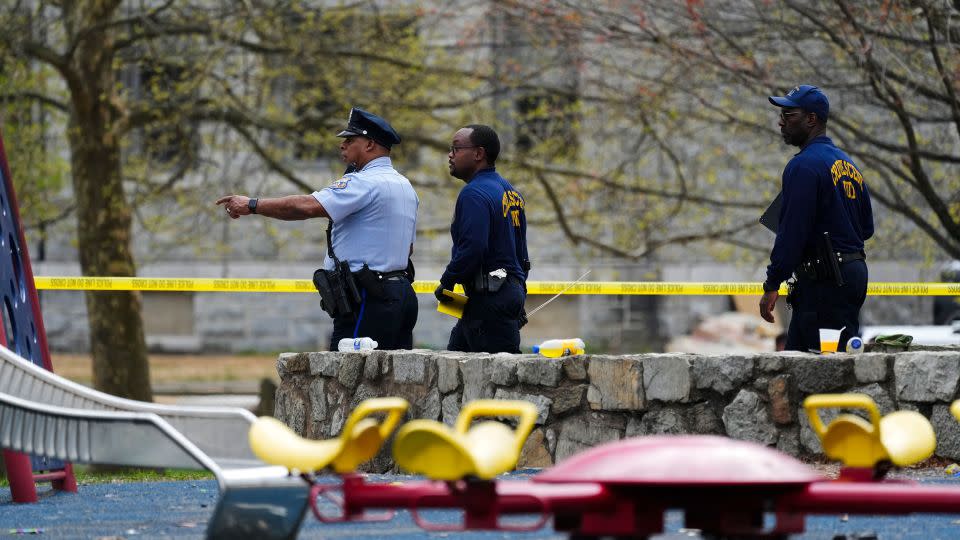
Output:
(486, 0), (960, 261)
(0, 1), (453, 399)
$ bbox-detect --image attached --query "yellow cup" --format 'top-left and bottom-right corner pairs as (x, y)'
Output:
(819, 328), (843, 354)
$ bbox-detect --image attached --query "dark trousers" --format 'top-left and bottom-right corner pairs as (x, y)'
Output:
(330, 277), (418, 350)
(447, 280), (525, 354)
(785, 260), (868, 352)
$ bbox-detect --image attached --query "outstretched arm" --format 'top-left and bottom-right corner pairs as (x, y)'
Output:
(216, 194), (328, 220)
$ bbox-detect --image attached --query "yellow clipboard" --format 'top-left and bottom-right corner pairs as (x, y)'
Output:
(436, 289), (468, 319)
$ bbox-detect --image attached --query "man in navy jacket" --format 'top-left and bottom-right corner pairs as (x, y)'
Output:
(760, 85), (874, 351)
(436, 124), (530, 353)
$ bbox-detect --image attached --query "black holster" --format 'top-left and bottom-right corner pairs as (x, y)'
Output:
(313, 260), (362, 318)
(797, 232), (845, 287)
(472, 270), (507, 293)
(353, 264), (387, 300)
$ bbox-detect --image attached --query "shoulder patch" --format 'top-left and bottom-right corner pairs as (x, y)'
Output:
(329, 176), (351, 190)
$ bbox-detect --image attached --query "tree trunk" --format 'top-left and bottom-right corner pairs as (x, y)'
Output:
(64, 2), (152, 402)
(67, 126), (152, 402)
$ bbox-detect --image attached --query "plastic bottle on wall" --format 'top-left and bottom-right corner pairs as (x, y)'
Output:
(845, 336), (864, 354)
(338, 337), (378, 352)
(533, 338), (585, 358)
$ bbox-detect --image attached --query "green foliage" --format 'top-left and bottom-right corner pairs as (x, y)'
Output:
(0, 57), (69, 233)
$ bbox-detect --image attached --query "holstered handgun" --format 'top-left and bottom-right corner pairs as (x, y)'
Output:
(819, 232), (844, 287)
(312, 261), (362, 318)
(313, 219), (363, 318)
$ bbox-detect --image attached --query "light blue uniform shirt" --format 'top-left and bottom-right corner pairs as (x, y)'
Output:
(313, 157), (419, 272)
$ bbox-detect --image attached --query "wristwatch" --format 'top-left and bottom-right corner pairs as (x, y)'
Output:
(248, 198), (258, 214)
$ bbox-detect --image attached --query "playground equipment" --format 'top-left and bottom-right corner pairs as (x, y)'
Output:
(0, 127), (310, 539)
(249, 392), (960, 538)
(0, 345), (310, 539)
(0, 128), (76, 500)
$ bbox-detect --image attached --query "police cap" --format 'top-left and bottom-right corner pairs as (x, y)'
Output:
(336, 107), (402, 149)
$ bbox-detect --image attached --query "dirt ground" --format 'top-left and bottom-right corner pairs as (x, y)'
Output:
(49, 353), (281, 386)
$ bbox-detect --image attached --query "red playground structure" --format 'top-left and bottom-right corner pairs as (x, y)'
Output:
(0, 128), (77, 502)
(249, 392), (959, 538)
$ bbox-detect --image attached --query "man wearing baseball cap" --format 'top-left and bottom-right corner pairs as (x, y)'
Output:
(216, 107), (419, 350)
(759, 85), (874, 352)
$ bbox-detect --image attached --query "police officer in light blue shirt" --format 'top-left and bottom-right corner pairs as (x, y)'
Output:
(217, 107), (420, 350)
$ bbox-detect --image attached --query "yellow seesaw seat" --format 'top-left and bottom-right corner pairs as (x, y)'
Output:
(248, 397), (408, 473)
(804, 393), (935, 469)
(392, 400), (538, 480)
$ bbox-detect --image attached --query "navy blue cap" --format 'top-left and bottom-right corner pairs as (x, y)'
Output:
(336, 107), (401, 149)
(769, 85), (829, 121)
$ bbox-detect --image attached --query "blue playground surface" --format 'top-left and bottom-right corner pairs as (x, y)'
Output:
(4, 471), (960, 539)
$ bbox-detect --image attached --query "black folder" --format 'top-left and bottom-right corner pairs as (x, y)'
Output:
(759, 192), (782, 233)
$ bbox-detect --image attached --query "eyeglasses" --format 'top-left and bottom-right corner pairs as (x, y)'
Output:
(449, 145), (479, 154)
(779, 110), (804, 121)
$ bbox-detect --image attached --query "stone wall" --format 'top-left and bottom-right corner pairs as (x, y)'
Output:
(274, 348), (960, 471)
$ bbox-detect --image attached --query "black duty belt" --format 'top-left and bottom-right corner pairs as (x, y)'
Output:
(378, 269), (410, 281)
(837, 251), (866, 264)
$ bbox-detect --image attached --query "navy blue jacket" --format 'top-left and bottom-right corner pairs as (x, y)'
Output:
(440, 168), (529, 287)
(764, 136), (874, 290)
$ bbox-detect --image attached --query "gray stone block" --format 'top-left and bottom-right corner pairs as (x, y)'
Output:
(419, 388), (441, 421)
(854, 353), (889, 383)
(338, 357), (364, 389)
(517, 356), (563, 387)
(348, 380), (380, 406)
(277, 352), (308, 377)
(758, 355), (785, 373)
(562, 356), (588, 380)
(688, 402), (724, 434)
(460, 355), (496, 403)
(518, 429), (553, 468)
(493, 388), (552, 425)
(642, 354), (692, 403)
(627, 408), (687, 436)
(586, 355), (644, 411)
(851, 383), (895, 415)
(550, 385), (586, 415)
(786, 356), (854, 393)
(555, 418), (622, 461)
(692, 355), (754, 394)
(309, 352), (340, 377)
(441, 393), (461, 426)
(363, 351), (387, 381)
(308, 378), (327, 421)
(393, 351), (433, 384)
(776, 427), (800, 456)
(275, 386), (307, 436)
(329, 406), (346, 438)
(437, 356), (461, 393)
(722, 389), (777, 445)
(933, 404), (960, 460)
(490, 356), (519, 386)
(894, 352), (960, 403)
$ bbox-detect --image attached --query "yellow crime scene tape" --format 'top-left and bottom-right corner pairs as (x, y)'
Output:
(32, 277), (960, 296)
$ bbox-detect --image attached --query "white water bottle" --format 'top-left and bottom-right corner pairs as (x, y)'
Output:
(845, 336), (864, 354)
(338, 337), (378, 352)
